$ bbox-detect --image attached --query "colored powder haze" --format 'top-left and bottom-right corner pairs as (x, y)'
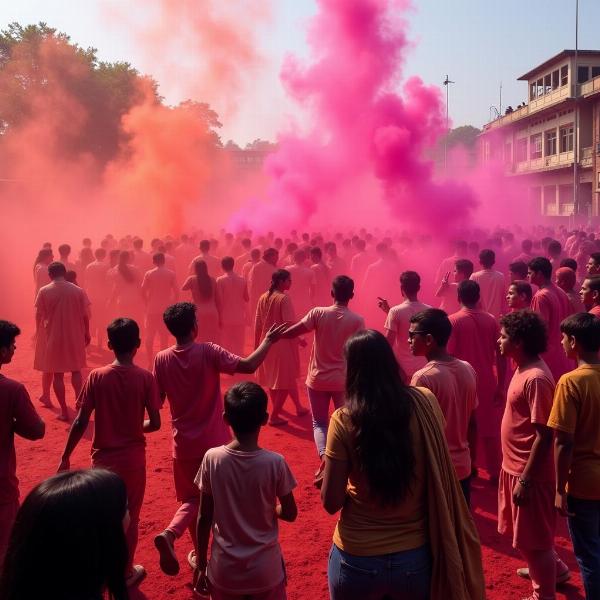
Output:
(0, 0), (534, 319)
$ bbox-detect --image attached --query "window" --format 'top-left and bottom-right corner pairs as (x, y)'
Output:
(504, 142), (512, 164)
(559, 124), (574, 153)
(530, 133), (542, 159)
(545, 130), (557, 156)
(552, 70), (559, 89)
(578, 66), (589, 83)
(544, 74), (552, 94)
(530, 83), (537, 100)
(592, 66), (600, 79)
(537, 78), (544, 96)
(517, 138), (528, 162)
(561, 65), (569, 86)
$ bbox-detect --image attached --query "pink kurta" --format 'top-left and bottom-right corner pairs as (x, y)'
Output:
(447, 308), (500, 437)
(34, 280), (90, 372)
(255, 292), (299, 389)
(530, 285), (574, 381)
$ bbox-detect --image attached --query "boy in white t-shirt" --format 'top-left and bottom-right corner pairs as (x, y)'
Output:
(194, 382), (297, 600)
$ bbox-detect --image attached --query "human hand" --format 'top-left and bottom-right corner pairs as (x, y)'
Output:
(554, 491), (574, 517)
(512, 480), (529, 506)
(193, 567), (210, 597)
(264, 323), (288, 344)
(313, 459), (325, 490)
(377, 297), (390, 314)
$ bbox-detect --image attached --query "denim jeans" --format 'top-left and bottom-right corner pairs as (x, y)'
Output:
(328, 543), (431, 600)
(567, 495), (600, 599)
(306, 388), (345, 457)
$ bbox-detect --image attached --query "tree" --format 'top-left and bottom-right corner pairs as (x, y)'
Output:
(245, 138), (277, 152)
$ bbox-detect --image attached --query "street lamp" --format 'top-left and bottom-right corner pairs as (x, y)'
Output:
(443, 75), (455, 171)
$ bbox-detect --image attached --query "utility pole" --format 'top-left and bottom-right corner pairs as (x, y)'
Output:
(443, 75), (455, 171)
(499, 82), (502, 115)
(573, 0), (579, 218)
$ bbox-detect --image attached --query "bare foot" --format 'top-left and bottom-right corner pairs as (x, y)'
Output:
(38, 396), (54, 408)
(126, 564), (146, 587)
(269, 416), (288, 427)
(154, 530), (180, 576)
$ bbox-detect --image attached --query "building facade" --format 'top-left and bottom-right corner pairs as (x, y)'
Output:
(480, 50), (600, 219)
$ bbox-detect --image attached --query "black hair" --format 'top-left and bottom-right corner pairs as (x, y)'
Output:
(547, 240), (562, 256)
(585, 275), (600, 295)
(345, 329), (414, 506)
(153, 252), (165, 266)
(510, 280), (533, 303)
(399, 271), (420, 295)
(221, 256), (234, 271)
(107, 318), (140, 354)
(0, 320), (20, 350)
(479, 249), (495, 269)
(117, 251), (135, 283)
(132, 238), (143, 250)
(33, 249), (53, 275)
(0, 469), (128, 600)
(560, 312), (600, 353)
(559, 257), (578, 271)
(528, 257), (552, 280)
(224, 381), (268, 435)
(457, 279), (480, 305)
(65, 270), (78, 285)
(310, 246), (322, 260)
(500, 309), (547, 356)
(58, 243), (71, 256)
(455, 259), (474, 278)
(293, 249), (306, 263)
(590, 252), (600, 266)
(509, 261), (528, 280)
(332, 275), (354, 302)
(522, 239), (533, 252)
(268, 269), (291, 296)
(48, 261), (67, 279)
(409, 309), (452, 347)
(163, 302), (197, 339)
(263, 247), (279, 262)
(193, 259), (213, 300)
(199, 239), (210, 253)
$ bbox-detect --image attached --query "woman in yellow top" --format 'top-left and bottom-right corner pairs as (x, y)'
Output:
(321, 329), (484, 600)
(254, 269), (308, 425)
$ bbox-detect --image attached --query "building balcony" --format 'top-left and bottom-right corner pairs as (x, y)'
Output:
(545, 203), (575, 217)
(581, 146), (593, 168)
(508, 147), (592, 174)
(483, 85), (575, 132)
(580, 75), (600, 98)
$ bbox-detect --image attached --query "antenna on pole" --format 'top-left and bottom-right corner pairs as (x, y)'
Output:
(443, 75), (455, 171)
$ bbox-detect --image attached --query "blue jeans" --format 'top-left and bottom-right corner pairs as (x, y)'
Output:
(306, 388), (345, 457)
(567, 495), (600, 599)
(328, 543), (431, 600)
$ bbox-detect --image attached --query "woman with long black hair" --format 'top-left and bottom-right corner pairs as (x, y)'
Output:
(107, 251), (143, 324)
(182, 259), (220, 343)
(321, 329), (484, 600)
(0, 469), (129, 600)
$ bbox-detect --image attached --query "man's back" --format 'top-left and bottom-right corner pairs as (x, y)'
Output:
(470, 269), (506, 318)
(84, 260), (109, 300)
(142, 267), (177, 314)
(548, 364), (600, 499)
(301, 305), (365, 391)
(153, 343), (240, 458)
(411, 358), (477, 480)
(216, 273), (248, 326)
(287, 265), (316, 315)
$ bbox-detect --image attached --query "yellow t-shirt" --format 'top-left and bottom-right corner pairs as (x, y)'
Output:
(547, 364), (600, 500)
(325, 401), (428, 556)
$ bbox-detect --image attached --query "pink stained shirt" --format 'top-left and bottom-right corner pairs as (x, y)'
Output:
(300, 305), (365, 391)
(287, 264), (316, 316)
(310, 262), (331, 307)
(84, 260), (109, 302)
(196, 445), (297, 595)
(216, 272), (248, 327)
(141, 266), (178, 315)
(470, 269), (506, 319)
(411, 358), (478, 480)
(77, 364), (160, 468)
(384, 300), (431, 381)
(0, 374), (44, 503)
(447, 307), (500, 437)
(34, 280), (90, 373)
(530, 285), (574, 381)
(153, 342), (240, 459)
(500, 359), (555, 482)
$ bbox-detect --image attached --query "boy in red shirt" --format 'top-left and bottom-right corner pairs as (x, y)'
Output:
(498, 310), (569, 599)
(59, 318), (161, 586)
(194, 381), (297, 599)
(152, 302), (286, 576)
(0, 321), (45, 568)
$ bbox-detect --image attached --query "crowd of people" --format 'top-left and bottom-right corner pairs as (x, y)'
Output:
(1, 225), (600, 600)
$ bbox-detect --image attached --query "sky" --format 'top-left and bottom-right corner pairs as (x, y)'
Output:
(1, 0), (598, 145)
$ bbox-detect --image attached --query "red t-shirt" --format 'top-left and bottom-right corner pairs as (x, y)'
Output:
(77, 364), (160, 468)
(153, 342), (240, 459)
(0, 375), (44, 502)
(501, 359), (555, 481)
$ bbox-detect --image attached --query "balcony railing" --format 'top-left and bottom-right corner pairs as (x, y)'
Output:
(581, 146), (593, 168)
(580, 75), (600, 97)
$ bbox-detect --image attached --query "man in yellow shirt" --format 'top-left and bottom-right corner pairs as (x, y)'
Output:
(547, 312), (600, 599)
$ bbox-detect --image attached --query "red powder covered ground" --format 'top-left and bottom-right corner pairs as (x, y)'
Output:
(9, 339), (585, 600)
